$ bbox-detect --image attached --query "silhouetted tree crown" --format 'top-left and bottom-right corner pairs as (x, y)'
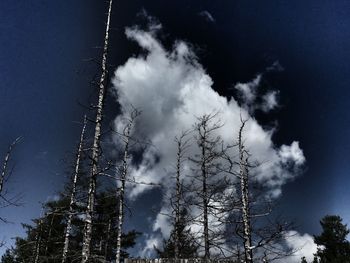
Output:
(313, 215), (350, 263)
(155, 209), (199, 258)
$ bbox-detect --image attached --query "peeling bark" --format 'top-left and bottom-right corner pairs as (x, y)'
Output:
(0, 137), (21, 195)
(115, 109), (140, 263)
(62, 116), (87, 263)
(81, 0), (113, 262)
(33, 218), (43, 263)
(238, 121), (253, 263)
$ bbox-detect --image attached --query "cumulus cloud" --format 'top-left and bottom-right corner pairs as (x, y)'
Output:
(198, 10), (216, 23)
(275, 231), (318, 263)
(112, 23), (306, 256)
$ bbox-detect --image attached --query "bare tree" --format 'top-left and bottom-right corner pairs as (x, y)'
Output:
(0, 137), (22, 224)
(115, 109), (141, 263)
(173, 131), (191, 259)
(223, 119), (296, 262)
(62, 116), (88, 263)
(33, 208), (44, 263)
(190, 113), (225, 259)
(237, 120), (253, 263)
(0, 137), (21, 197)
(81, 0), (114, 262)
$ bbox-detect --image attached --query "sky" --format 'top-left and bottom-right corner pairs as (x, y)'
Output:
(1, 0), (350, 260)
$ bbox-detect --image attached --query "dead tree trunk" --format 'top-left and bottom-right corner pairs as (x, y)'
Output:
(174, 138), (182, 260)
(115, 109), (140, 263)
(81, 0), (113, 262)
(62, 116), (87, 263)
(238, 120), (253, 263)
(0, 137), (21, 195)
(192, 114), (223, 260)
(33, 216), (43, 263)
(195, 117), (210, 259)
(174, 132), (190, 259)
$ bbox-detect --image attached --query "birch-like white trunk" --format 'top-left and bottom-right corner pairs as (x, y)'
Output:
(62, 116), (87, 263)
(194, 115), (222, 260)
(0, 137), (21, 195)
(196, 122), (210, 259)
(34, 218), (43, 263)
(238, 121), (253, 263)
(115, 110), (139, 263)
(81, 0), (113, 262)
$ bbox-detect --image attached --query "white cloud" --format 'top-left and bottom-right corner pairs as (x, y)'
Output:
(234, 74), (279, 113)
(112, 23), (306, 256)
(261, 90), (279, 112)
(141, 235), (162, 258)
(153, 207), (171, 238)
(279, 141), (306, 166)
(234, 74), (262, 109)
(275, 231), (317, 263)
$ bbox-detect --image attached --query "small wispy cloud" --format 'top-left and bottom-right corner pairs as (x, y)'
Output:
(198, 10), (215, 23)
(234, 63), (282, 114)
(261, 90), (279, 112)
(267, 60), (284, 72)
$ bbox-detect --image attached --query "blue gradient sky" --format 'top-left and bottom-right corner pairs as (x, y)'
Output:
(1, 0), (350, 256)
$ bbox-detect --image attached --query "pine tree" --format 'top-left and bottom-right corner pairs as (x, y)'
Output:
(155, 208), (198, 258)
(314, 215), (350, 263)
(6, 191), (140, 263)
(301, 256), (308, 263)
(1, 249), (15, 263)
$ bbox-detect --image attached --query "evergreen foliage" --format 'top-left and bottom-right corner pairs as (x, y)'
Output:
(1, 191), (140, 263)
(155, 209), (198, 258)
(313, 215), (350, 263)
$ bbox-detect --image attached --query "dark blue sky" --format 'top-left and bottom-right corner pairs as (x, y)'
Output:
(1, 0), (350, 256)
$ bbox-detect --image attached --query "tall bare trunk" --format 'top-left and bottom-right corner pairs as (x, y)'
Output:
(174, 140), (182, 260)
(81, 0), (113, 262)
(192, 114), (222, 260)
(197, 118), (210, 260)
(201, 138), (210, 260)
(0, 137), (21, 195)
(174, 132), (189, 259)
(238, 121), (253, 263)
(34, 218), (43, 263)
(115, 110), (139, 263)
(62, 116), (87, 263)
